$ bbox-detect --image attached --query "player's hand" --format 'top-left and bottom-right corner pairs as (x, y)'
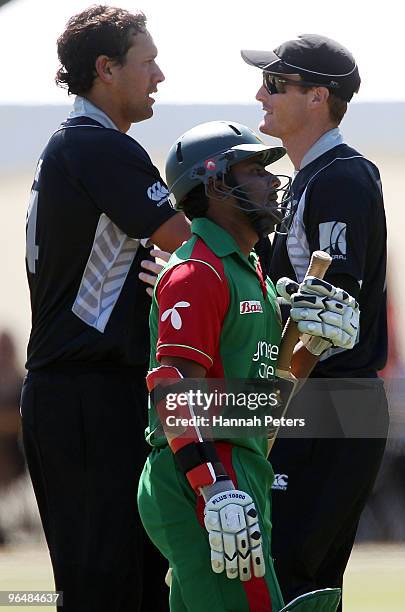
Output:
(139, 249), (171, 297)
(276, 276), (359, 355)
(202, 482), (265, 581)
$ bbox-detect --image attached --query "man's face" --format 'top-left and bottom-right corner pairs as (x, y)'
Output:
(111, 30), (165, 123)
(230, 155), (281, 224)
(256, 74), (310, 140)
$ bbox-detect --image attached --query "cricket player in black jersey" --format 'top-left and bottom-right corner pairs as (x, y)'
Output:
(21, 6), (190, 612)
(242, 35), (389, 608)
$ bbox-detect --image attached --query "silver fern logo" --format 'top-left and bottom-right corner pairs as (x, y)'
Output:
(319, 221), (347, 260)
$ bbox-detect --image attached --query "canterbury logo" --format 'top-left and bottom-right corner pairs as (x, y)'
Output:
(161, 301), (190, 330)
(272, 474), (288, 491)
(240, 300), (263, 315)
(147, 181), (169, 205)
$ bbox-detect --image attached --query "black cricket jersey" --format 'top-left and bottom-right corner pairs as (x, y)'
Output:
(269, 139), (387, 378)
(25, 112), (177, 370)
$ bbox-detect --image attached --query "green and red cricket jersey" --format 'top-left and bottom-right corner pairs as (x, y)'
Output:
(147, 217), (282, 453)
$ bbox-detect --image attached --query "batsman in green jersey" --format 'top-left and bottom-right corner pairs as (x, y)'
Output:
(138, 121), (357, 611)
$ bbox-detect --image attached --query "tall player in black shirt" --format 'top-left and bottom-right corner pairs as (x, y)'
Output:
(21, 7), (190, 612)
(242, 35), (388, 609)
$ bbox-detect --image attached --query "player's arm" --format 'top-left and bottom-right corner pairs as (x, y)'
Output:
(76, 132), (190, 245)
(147, 261), (265, 581)
(147, 358), (266, 582)
(149, 214), (191, 252)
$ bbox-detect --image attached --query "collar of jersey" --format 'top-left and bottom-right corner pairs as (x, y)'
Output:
(299, 128), (344, 170)
(69, 96), (119, 131)
(191, 218), (257, 269)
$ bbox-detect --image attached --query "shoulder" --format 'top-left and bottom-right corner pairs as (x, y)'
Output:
(159, 237), (227, 289)
(50, 120), (154, 168)
(305, 147), (382, 210)
(155, 238), (230, 324)
(307, 145), (380, 187)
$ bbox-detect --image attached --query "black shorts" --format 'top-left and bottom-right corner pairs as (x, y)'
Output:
(269, 379), (388, 609)
(21, 365), (169, 612)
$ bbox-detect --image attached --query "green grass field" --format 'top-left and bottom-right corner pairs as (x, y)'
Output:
(0, 543), (404, 611)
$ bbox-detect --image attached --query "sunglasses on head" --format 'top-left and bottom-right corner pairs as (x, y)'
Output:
(262, 73), (338, 95)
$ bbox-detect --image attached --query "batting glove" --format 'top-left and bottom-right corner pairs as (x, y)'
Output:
(202, 481), (265, 581)
(276, 276), (360, 356)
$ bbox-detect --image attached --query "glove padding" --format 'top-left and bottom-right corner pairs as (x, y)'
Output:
(204, 488), (265, 581)
(276, 276), (359, 354)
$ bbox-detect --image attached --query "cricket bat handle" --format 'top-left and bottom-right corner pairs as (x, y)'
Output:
(276, 250), (332, 372)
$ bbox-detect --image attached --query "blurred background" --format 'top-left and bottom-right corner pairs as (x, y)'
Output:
(1, 0), (404, 609)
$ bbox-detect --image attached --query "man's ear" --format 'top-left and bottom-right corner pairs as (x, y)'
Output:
(94, 55), (114, 84)
(308, 86), (330, 108)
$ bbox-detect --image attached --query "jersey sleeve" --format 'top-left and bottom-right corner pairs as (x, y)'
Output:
(72, 129), (177, 239)
(304, 174), (373, 284)
(155, 261), (230, 370)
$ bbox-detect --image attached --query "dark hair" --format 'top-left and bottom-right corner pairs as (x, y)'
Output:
(55, 5), (146, 95)
(181, 184), (209, 221)
(327, 94), (348, 125)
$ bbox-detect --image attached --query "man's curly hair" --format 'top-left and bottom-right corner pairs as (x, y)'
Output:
(56, 5), (146, 95)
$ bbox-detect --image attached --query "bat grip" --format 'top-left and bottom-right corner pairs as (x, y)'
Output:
(276, 251), (332, 372)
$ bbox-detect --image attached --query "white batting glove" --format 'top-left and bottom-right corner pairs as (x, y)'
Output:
(202, 482), (265, 581)
(276, 276), (360, 355)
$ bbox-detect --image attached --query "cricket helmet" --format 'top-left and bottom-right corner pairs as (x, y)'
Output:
(165, 120), (293, 236)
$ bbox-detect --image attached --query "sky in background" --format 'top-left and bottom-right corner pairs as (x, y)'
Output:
(0, 0), (404, 105)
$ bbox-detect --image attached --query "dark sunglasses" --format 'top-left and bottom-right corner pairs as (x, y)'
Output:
(263, 73), (339, 95)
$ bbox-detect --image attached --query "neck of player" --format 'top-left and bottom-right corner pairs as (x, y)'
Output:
(282, 121), (336, 171)
(207, 202), (260, 257)
(85, 91), (131, 133)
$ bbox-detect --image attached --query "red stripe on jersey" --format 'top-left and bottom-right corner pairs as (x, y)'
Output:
(195, 442), (272, 611)
(256, 258), (268, 300)
(243, 576), (272, 612)
(156, 238), (229, 372)
(190, 238), (228, 378)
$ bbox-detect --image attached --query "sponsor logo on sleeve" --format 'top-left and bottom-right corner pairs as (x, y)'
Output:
(240, 300), (263, 314)
(319, 221), (347, 260)
(147, 181), (169, 206)
(161, 301), (190, 330)
(272, 473), (288, 491)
